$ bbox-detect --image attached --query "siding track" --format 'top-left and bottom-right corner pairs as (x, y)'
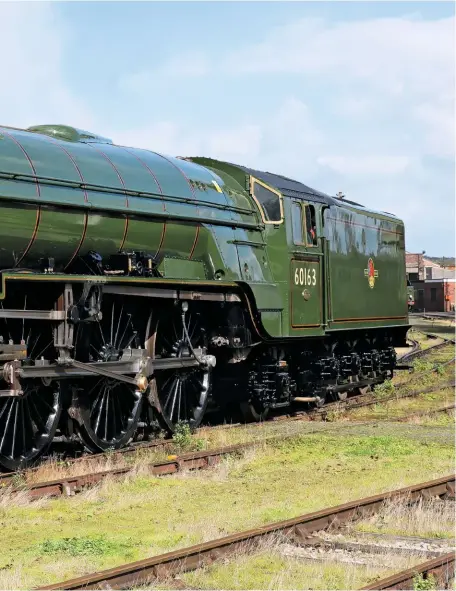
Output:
(1, 379), (453, 495)
(360, 552), (455, 590)
(35, 475), (455, 590)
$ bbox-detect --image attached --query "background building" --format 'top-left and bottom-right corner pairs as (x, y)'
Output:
(406, 253), (455, 312)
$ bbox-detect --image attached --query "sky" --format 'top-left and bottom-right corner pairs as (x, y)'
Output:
(1, 0), (455, 256)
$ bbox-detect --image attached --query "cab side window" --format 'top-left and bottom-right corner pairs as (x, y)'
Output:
(304, 204), (317, 246)
(250, 178), (283, 224)
(292, 201), (303, 244)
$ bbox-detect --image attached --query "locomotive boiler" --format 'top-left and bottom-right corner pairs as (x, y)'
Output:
(0, 123), (409, 471)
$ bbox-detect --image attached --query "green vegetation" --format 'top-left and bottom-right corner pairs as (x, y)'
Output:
(181, 550), (390, 590)
(346, 337), (454, 423)
(172, 422), (205, 452)
(411, 359), (436, 373)
(158, 545), (431, 591)
(373, 379), (395, 398)
(413, 573), (436, 591)
(0, 331), (451, 589)
(346, 385), (454, 423)
(0, 424), (452, 589)
(37, 535), (136, 558)
(409, 318), (455, 342)
(353, 493), (455, 540)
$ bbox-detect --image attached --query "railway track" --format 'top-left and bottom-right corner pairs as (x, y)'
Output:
(1, 377), (453, 495)
(398, 332), (454, 363)
(360, 553), (455, 590)
(398, 404), (455, 422)
(35, 475), (455, 590)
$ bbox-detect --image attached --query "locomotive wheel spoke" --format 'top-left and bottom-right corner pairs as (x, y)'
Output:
(72, 295), (144, 452)
(154, 306), (211, 433)
(0, 382), (61, 471)
(0, 293), (62, 472)
(76, 378), (142, 452)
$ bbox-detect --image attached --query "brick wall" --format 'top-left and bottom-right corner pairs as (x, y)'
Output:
(444, 282), (455, 312)
(413, 280), (455, 312)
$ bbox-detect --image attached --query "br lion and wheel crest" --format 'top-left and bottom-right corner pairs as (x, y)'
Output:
(364, 257), (379, 289)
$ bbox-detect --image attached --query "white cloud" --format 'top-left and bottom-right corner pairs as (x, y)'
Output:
(0, 4), (453, 255)
(0, 2), (94, 130)
(113, 96), (320, 177)
(114, 120), (261, 161)
(223, 15), (454, 98)
(331, 97), (375, 118)
(223, 14), (455, 167)
(119, 51), (209, 93)
(412, 102), (455, 159)
(317, 155), (411, 176)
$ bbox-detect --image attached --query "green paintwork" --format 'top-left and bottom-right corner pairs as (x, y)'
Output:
(324, 204), (407, 329)
(0, 123), (409, 341)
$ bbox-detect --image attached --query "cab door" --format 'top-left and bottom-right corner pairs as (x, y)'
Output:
(289, 200), (324, 330)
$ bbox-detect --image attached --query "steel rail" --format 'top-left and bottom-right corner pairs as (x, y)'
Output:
(4, 393), (455, 500)
(398, 338), (420, 362)
(313, 379), (455, 420)
(1, 378), (454, 488)
(3, 419), (389, 498)
(35, 475), (455, 590)
(399, 335), (454, 363)
(398, 404), (455, 422)
(5, 378), (455, 496)
(7, 443), (250, 498)
(360, 552), (455, 590)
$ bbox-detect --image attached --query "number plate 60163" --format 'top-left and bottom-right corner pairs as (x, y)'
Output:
(294, 266), (317, 286)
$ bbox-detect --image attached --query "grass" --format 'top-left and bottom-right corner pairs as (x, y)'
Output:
(408, 318), (455, 342)
(343, 335), (455, 423)
(405, 408), (455, 427)
(135, 532), (440, 591)
(345, 386), (454, 423)
(37, 534), (136, 557)
(353, 496), (455, 539)
(175, 546), (392, 590)
(0, 425), (453, 589)
(0, 327), (451, 588)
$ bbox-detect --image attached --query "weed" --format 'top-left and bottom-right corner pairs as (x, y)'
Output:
(343, 435), (416, 458)
(413, 573), (436, 590)
(36, 535), (132, 557)
(324, 410), (338, 422)
(373, 380), (395, 398)
(10, 473), (27, 489)
(172, 422), (205, 451)
(434, 364), (445, 376)
(412, 359), (435, 373)
(172, 422), (193, 449)
(0, 425), (452, 589)
(354, 496), (455, 539)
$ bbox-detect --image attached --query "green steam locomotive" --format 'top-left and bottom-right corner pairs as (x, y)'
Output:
(0, 123), (410, 470)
